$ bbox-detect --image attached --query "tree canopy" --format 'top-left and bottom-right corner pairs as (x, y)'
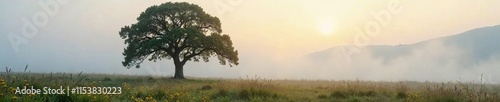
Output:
(119, 2), (239, 79)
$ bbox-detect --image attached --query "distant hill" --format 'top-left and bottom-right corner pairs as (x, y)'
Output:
(307, 25), (500, 68)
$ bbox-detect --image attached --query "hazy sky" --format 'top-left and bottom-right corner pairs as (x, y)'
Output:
(1, 0), (500, 81)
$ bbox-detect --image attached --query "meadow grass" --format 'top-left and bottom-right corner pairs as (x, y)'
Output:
(0, 71), (499, 102)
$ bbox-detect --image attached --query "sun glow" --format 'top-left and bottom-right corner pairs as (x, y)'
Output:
(318, 19), (337, 36)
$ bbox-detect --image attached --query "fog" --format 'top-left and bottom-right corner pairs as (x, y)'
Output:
(302, 40), (500, 82)
(298, 26), (500, 82)
(1, 0), (500, 83)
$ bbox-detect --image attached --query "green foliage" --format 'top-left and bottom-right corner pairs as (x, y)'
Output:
(396, 91), (407, 99)
(201, 85), (212, 90)
(360, 90), (376, 97)
(103, 77), (112, 81)
(346, 96), (362, 102)
(238, 88), (276, 100)
(153, 90), (166, 100)
(118, 2), (239, 71)
(238, 89), (250, 99)
(331, 91), (347, 99)
(212, 89), (229, 98)
(2, 72), (500, 101)
(135, 91), (146, 98)
(119, 2), (239, 79)
(317, 94), (328, 99)
(330, 90), (377, 99)
(48, 94), (74, 102)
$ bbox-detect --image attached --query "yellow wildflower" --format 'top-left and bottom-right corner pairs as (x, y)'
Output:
(10, 87), (16, 93)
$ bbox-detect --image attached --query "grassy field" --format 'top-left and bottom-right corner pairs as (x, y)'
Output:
(1, 71), (500, 102)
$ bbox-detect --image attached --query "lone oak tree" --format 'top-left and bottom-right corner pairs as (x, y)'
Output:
(119, 2), (239, 79)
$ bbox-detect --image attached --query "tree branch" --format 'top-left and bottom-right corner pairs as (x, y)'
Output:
(181, 48), (214, 64)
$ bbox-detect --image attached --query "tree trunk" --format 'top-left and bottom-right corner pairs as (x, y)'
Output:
(172, 58), (185, 79)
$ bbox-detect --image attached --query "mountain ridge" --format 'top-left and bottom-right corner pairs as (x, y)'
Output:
(307, 25), (500, 67)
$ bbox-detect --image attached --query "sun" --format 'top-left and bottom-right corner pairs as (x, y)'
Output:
(317, 19), (337, 36)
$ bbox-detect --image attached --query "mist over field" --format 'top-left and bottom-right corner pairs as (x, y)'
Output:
(303, 25), (500, 82)
(3, 25), (500, 83)
(1, 0), (500, 83)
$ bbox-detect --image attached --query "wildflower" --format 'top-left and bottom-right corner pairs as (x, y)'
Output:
(10, 87), (16, 93)
(135, 98), (144, 102)
(12, 96), (18, 100)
